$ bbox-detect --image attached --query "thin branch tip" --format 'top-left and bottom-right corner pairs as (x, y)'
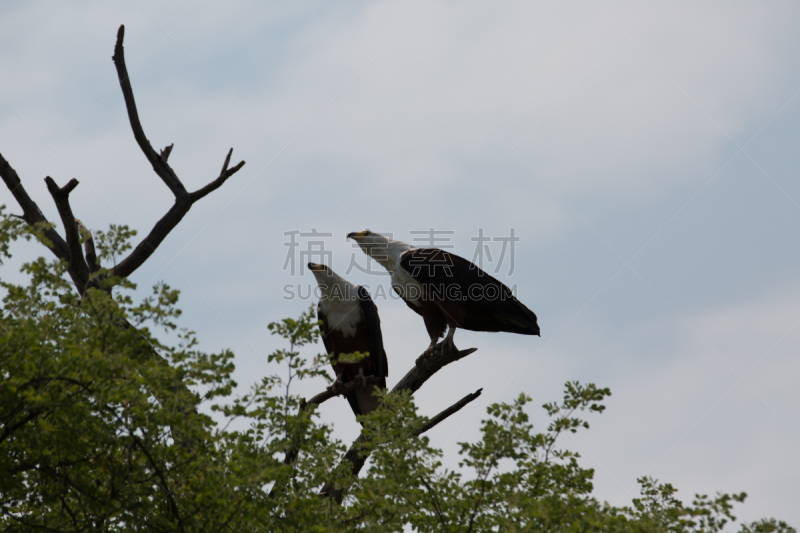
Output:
(64, 178), (79, 194)
(221, 148), (233, 173)
(44, 176), (80, 196)
(113, 25), (125, 60)
(419, 388), (483, 435)
(230, 160), (245, 174)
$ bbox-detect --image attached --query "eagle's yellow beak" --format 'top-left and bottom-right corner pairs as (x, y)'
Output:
(347, 231), (367, 241)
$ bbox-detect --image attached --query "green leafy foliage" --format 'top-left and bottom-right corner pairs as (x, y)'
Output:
(0, 212), (794, 532)
(94, 224), (137, 266)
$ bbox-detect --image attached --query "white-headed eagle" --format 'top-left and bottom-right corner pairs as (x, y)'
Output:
(308, 262), (388, 418)
(347, 231), (539, 354)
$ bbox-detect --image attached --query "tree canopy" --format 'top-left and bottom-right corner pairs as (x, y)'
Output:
(0, 213), (793, 532)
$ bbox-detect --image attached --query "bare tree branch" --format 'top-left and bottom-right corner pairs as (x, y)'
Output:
(4, 27), (245, 288)
(400, 346), (478, 392)
(112, 25), (186, 198)
(188, 149), (245, 202)
(110, 149), (245, 279)
(45, 177), (89, 291)
(111, 199), (192, 278)
(318, 344), (479, 500)
(414, 388), (482, 437)
(0, 154), (69, 261)
(160, 143), (174, 161)
(0, 25), (243, 451)
(108, 25), (244, 279)
(306, 375), (381, 408)
(76, 219), (99, 272)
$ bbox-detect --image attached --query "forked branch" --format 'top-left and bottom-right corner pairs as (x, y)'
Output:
(2, 25), (245, 291)
(327, 386), (482, 499)
(109, 24), (245, 280)
(318, 344), (479, 500)
(0, 25), (245, 448)
(45, 177), (90, 291)
(189, 148), (245, 202)
(271, 367), (481, 501)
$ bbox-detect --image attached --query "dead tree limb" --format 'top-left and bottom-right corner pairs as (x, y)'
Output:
(44, 177), (90, 291)
(414, 387), (482, 437)
(112, 25), (184, 198)
(318, 344), (478, 500)
(306, 375), (381, 408)
(76, 219), (99, 273)
(110, 25), (245, 280)
(1, 25), (246, 447)
(1, 25), (245, 293)
(0, 154), (69, 261)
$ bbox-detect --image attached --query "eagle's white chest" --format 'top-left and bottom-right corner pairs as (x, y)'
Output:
(320, 297), (361, 337)
(387, 251), (424, 308)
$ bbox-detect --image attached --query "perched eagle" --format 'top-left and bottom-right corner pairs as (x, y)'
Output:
(347, 231), (539, 353)
(308, 262), (388, 418)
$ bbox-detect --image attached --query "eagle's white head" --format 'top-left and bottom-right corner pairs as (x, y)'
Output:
(346, 230), (414, 272)
(307, 263), (358, 303)
(308, 263), (362, 336)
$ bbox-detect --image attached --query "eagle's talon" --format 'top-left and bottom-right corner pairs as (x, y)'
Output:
(420, 342), (437, 360)
(416, 351), (433, 367)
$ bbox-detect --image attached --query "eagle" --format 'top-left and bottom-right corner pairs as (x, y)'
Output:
(346, 231), (539, 354)
(308, 262), (388, 418)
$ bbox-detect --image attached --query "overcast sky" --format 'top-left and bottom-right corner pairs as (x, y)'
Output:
(2, 0), (799, 526)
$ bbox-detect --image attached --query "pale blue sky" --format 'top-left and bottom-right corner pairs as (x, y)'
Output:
(2, 0), (799, 525)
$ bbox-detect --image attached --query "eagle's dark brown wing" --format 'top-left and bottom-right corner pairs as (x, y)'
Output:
(399, 248), (539, 335)
(358, 286), (387, 388)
